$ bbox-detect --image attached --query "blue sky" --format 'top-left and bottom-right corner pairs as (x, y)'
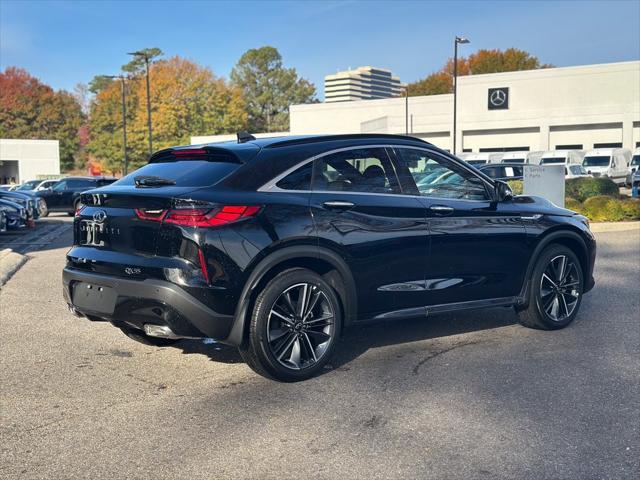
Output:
(2, 0), (639, 99)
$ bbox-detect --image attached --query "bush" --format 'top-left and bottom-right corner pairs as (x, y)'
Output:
(507, 180), (523, 195)
(565, 197), (582, 212)
(620, 198), (640, 220)
(582, 196), (626, 222)
(565, 177), (619, 202)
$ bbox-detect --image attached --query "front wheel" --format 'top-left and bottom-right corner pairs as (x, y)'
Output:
(239, 268), (342, 382)
(518, 245), (584, 330)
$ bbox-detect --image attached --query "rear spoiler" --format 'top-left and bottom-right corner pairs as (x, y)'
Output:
(149, 146), (244, 164)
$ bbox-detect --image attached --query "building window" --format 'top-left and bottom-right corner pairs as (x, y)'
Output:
(555, 144), (583, 150)
(463, 149), (472, 153)
(593, 142), (622, 149)
(479, 146), (530, 152)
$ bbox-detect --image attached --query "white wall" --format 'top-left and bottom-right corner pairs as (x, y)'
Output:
(289, 61), (640, 154)
(0, 139), (60, 183)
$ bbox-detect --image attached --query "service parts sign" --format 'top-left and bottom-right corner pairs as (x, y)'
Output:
(523, 165), (565, 207)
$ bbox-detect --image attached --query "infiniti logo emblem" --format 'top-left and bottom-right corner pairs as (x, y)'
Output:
(92, 210), (107, 223)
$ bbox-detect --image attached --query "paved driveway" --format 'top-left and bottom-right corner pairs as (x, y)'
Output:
(1, 223), (638, 479)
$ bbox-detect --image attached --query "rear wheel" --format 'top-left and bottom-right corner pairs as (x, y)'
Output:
(118, 325), (179, 347)
(239, 268), (342, 381)
(518, 245), (583, 330)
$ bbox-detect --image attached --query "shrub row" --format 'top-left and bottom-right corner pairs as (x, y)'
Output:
(565, 177), (619, 202)
(567, 196), (640, 222)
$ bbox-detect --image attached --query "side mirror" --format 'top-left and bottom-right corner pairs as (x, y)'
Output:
(494, 180), (513, 202)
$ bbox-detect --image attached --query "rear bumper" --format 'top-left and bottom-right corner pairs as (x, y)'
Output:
(62, 267), (237, 344)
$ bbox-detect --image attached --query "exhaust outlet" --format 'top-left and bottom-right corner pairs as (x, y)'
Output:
(144, 324), (180, 339)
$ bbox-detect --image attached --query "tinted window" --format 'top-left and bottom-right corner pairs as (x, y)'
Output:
(482, 166), (502, 178)
(503, 166), (522, 177)
(276, 162), (312, 190)
(541, 157), (565, 164)
(394, 148), (489, 201)
(67, 179), (95, 188)
(52, 180), (68, 191)
(313, 148), (399, 194)
(631, 155), (640, 166)
(115, 161), (239, 187)
(583, 156), (610, 167)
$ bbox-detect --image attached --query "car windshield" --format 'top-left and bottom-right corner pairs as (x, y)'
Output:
(631, 155), (640, 166)
(583, 156), (610, 167)
(503, 158), (524, 164)
(541, 157), (565, 164)
(466, 160), (486, 165)
(16, 180), (40, 190)
(569, 165), (587, 175)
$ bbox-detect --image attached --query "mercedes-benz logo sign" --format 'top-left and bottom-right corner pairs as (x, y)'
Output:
(490, 90), (506, 106)
(92, 210), (107, 223)
(488, 87), (509, 110)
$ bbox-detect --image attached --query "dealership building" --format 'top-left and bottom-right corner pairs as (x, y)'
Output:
(0, 139), (61, 184)
(289, 61), (640, 153)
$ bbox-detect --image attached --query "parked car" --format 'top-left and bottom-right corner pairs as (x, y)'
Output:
(565, 164), (591, 179)
(582, 148), (631, 186)
(458, 152), (504, 166)
(37, 176), (117, 215)
(625, 147), (640, 187)
(631, 169), (640, 198)
(15, 179), (59, 192)
(499, 151), (544, 165)
(539, 150), (585, 166)
(0, 199), (28, 230)
(477, 163), (524, 181)
(63, 134), (596, 381)
(0, 190), (38, 220)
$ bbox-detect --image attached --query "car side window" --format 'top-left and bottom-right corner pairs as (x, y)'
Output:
(312, 147), (400, 194)
(276, 162), (313, 191)
(67, 179), (95, 189)
(52, 180), (67, 191)
(393, 148), (490, 201)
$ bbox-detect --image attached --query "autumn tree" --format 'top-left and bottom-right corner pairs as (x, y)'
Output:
(231, 46), (317, 132)
(88, 56), (247, 173)
(0, 67), (84, 171)
(407, 48), (551, 97)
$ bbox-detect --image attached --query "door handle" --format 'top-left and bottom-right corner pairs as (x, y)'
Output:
(323, 200), (355, 210)
(429, 205), (454, 215)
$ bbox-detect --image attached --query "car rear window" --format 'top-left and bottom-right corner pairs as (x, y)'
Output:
(114, 161), (239, 187)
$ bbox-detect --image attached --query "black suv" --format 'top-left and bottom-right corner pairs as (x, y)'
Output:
(37, 176), (116, 216)
(63, 134), (596, 381)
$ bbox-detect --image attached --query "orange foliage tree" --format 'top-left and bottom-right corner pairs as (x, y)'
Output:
(407, 48), (551, 97)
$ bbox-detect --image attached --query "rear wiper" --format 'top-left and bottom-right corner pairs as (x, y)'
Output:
(134, 175), (176, 187)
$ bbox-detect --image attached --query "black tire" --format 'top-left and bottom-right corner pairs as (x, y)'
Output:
(518, 244), (584, 330)
(67, 199), (80, 217)
(239, 268), (342, 382)
(39, 199), (49, 217)
(118, 325), (179, 347)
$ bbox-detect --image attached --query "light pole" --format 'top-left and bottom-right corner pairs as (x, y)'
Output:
(453, 35), (470, 155)
(405, 86), (409, 135)
(104, 75), (129, 175)
(128, 50), (154, 156)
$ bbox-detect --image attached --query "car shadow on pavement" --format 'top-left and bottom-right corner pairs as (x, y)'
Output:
(172, 306), (518, 372)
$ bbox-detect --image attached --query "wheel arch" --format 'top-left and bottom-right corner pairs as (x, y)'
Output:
(226, 245), (357, 346)
(518, 227), (589, 308)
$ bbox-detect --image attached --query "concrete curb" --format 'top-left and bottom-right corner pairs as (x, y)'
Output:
(0, 248), (28, 286)
(589, 221), (640, 233)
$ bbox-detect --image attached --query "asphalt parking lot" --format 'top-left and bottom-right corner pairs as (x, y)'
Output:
(1, 217), (638, 479)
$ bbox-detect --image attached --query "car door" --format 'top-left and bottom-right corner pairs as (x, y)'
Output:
(46, 179), (68, 209)
(309, 146), (429, 319)
(392, 146), (528, 306)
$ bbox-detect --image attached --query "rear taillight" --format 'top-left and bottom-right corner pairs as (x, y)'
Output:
(135, 205), (260, 227)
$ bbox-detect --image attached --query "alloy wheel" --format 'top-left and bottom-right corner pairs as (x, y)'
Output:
(539, 255), (581, 322)
(266, 282), (335, 370)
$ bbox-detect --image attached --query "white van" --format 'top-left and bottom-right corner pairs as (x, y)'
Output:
(626, 147), (640, 186)
(458, 152), (504, 166)
(539, 150), (585, 166)
(501, 151), (544, 164)
(582, 148), (631, 185)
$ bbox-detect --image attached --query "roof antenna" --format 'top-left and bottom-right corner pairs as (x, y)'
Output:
(237, 131), (256, 144)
